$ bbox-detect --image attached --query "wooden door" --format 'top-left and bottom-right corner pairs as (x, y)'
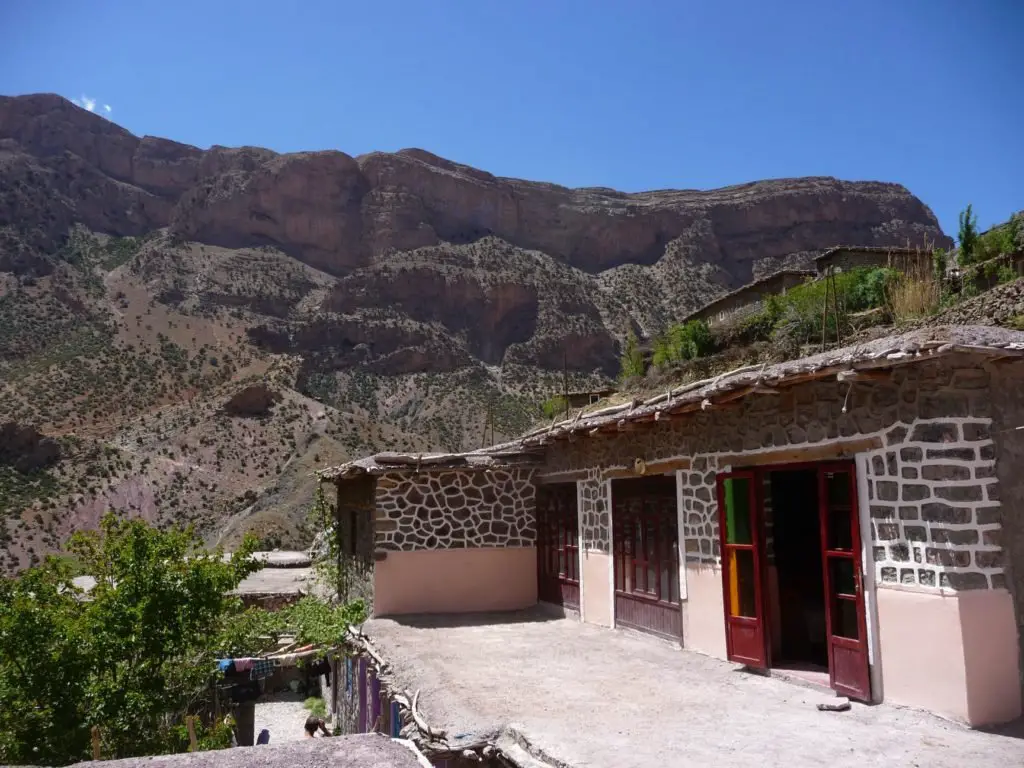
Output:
(536, 483), (580, 609)
(717, 471), (769, 669)
(611, 476), (681, 640)
(818, 463), (871, 700)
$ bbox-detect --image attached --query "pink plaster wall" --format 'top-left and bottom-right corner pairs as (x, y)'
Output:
(960, 588), (1022, 726)
(877, 587), (1022, 726)
(877, 588), (967, 720)
(373, 547), (537, 616)
(682, 564), (727, 659)
(582, 551), (612, 627)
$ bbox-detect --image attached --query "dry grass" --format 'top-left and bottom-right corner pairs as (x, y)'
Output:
(885, 257), (940, 322)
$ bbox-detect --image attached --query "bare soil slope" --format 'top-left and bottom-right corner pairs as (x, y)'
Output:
(0, 93), (952, 569)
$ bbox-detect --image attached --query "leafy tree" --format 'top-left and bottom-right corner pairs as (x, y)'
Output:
(958, 204), (979, 264)
(618, 329), (645, 381)
(0, 514), (261, 765)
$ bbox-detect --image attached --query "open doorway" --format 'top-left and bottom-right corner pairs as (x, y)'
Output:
(768, 469), (827, 676)
(718, 461), (871, 700)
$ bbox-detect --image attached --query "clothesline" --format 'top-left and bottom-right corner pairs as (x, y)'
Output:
(217, 644), (332, 681)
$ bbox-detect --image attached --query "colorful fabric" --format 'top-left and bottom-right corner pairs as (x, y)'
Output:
(234, 658), (254, 672)
(217, 659), (235, 674)
(250, 658), (274, 680)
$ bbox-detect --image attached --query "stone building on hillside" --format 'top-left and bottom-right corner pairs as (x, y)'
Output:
(681, 245), (939, 333)
(814, 245), (933, 275)
(681, 269), (814, 329)
(319, 326), (1024, 734)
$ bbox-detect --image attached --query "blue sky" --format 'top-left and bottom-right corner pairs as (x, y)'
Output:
(1, 0), (1020, 235)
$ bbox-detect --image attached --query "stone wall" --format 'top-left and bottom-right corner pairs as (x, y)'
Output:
(579, 469), (610, 552)
(816, 248), (932, 275)
(373, 469), (536, 551)
(860, 419), (999, 590)
(679, 456), (721, 564)
(693, 271), (811, 329)
(542, 356), (1009, 591)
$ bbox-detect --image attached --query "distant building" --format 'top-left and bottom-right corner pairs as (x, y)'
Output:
(564, 388), (617, 409)
(682, 269), (814, 329)
(814, 245), (933, 275)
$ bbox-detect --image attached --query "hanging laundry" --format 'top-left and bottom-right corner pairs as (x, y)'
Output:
(250, 658), (274, 680)
(217, 659), (235, 674)
(234, 658), (254, 673)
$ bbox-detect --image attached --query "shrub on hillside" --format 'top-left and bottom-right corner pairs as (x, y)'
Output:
(618, 330), (645, 381)
(540, 395), (568, 420)
(974, 217), (1020, 263)
(651, 320), (714, 368)
(766, 267), (897, 347)
(886, 271), (941, 322)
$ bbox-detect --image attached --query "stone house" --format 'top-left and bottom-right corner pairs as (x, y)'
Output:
(320, 326), (1024, 729)
(682, 269), (813, 329)
(814, 245), (933, 275)
(564, 387), (617, 409)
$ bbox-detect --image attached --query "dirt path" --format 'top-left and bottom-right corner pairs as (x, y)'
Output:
(253, 694), (315, 745)
(367, 611), (1024, 768)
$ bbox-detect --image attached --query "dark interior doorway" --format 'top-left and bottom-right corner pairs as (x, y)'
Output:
(769, 469), (827, 669)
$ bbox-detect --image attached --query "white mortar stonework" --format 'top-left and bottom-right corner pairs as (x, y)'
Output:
(373, 469), (537, 551)
(579, 469), (611, 553)
(862, 417), (1001, 590)
(680, 455), (720, 564)
(540, 359), (1008, 592)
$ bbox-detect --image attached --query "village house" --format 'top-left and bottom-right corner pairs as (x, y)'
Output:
(564, 387), (617, 409)
(318, 326), (1024, 765)
(679, 245), (939, 333)
(814, 245), (933, 275)
(680, 269), (813, 329)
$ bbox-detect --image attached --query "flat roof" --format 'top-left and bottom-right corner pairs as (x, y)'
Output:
(233, 566), (313, 597)
(360, 610), (1020, 768)
(814, 244), (933, 262)
(67, 734), (430, 768)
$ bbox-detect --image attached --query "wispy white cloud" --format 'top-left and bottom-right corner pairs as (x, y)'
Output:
(71, 94), (114, 118)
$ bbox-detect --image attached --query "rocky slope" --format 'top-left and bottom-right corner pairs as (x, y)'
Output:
(0, 92), (952, 569)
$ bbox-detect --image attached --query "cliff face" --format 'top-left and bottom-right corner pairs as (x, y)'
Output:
(0, 93), (955, 570)
(0, 92), (951, 377)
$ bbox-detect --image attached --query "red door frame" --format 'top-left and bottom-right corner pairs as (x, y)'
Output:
(536, 483), (580, 609)
(817, 462), (871, 700)
(716, 460), (871, 700)
(717, 471), (769, 668)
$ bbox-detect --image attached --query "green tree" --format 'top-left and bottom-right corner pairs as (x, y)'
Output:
(958, 204), (979, 264)
(618, 329), (645, 380)
(0, 514), (261, 765)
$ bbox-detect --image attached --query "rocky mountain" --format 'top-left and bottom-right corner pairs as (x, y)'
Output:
(0, 92), (951, 570)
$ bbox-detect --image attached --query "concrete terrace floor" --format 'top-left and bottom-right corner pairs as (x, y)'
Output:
(364, 609), (1024, 768)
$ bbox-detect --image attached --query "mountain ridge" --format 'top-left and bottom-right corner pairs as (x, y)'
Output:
(0, 92), (952, 571)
